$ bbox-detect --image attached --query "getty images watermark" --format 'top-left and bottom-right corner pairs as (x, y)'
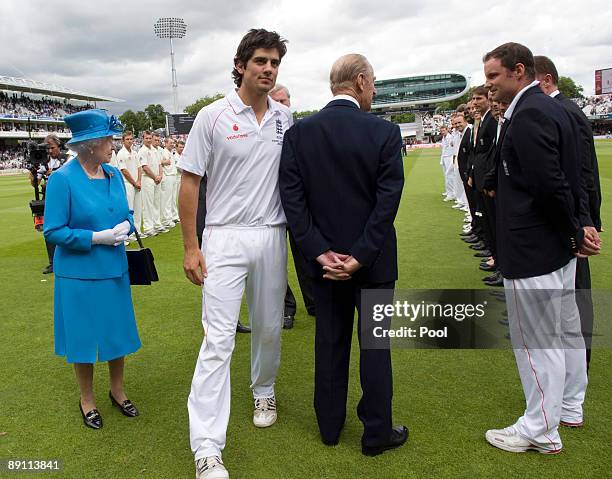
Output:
(360, 289), (612, 349)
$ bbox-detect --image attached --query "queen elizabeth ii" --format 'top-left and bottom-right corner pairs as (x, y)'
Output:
(44, 109), (141, 429)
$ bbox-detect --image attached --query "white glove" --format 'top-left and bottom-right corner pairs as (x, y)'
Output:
(112, 220), (131, 237)
(92, 229), (128, 246)
(92, 229), (118, 246)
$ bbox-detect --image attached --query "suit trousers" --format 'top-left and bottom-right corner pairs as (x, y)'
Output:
(284, 229), (316, 316)
(504, 258), (587, 452)
(160, 174), (177, 227)
(141, 177), (162, 234)
(312, 278), (394, 447)
(575, 257), (594, 370)
(188, 225), (287, 459)
(482, 194), (497, 258)
(124, 182), (142, 233)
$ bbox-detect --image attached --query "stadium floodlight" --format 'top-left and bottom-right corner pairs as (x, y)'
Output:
(154, 17), (187, 114)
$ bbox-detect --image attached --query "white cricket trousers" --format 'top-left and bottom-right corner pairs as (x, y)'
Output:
(124, 182), (142, 233)
(452, 162), (467, 206)
(442, 155), (456, 199)
(141, 176), (162, 234)
(172, 174), (180, 221)
(504, 258), (587, 452)
(189, 225), (288, 460)
(160, 174), (177, 227)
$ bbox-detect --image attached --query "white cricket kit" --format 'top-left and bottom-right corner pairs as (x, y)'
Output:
(452, 129), (467, 205)
(504, 258), (587, 452)
(172, 152), (181, 221)
(117, 146), (142, 233)
(160, 147), (177, 227)
(109, 150), (119, 168)
(440, 133), (455, 199)
(179, 89), (293, 460)
(139, 144), (163, 234)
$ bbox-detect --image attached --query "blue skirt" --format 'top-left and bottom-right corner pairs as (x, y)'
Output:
(54, 272), (141, 363)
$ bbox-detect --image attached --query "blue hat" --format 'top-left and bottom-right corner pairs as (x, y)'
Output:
(64, 109), (123, 145)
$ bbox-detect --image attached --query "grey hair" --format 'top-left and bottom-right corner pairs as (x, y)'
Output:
(329, 54), (371, 94)
(269, 84), (290, 98)
(44, 133), (61, 147)
(70, 137), (108, 157)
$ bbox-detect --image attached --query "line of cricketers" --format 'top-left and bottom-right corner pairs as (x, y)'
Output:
(110, 130), (184, 238)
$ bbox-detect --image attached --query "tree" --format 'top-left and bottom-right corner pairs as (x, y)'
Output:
(184, 94), (225, 116)
(144, 104), (168, 130)
(119, 109), (150, 136)
(390, 112), (415, 124)
(558, 76), (584, 99)
(293, 110), (318, 121)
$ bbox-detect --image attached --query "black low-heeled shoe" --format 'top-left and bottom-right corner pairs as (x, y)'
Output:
(79, 402), (103, 429)
(109, 391), (139, 417)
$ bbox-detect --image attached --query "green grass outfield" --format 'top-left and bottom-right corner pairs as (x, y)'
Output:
(1, 141), (611, 479)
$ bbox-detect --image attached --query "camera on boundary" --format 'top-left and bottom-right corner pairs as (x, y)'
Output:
(24, 141), (49, 231)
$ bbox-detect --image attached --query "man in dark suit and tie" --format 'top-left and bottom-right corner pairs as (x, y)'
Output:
(279, 53), (407, 456)
(482, 42), (601, 455)
(534, 55), (603, 371)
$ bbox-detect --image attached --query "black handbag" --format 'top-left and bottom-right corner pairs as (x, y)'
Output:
(126, 229), (159, 285)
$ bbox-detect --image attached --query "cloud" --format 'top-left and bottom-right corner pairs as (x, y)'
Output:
(1, 0), (610, 115)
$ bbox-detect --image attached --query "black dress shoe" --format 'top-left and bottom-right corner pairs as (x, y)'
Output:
(321, 436), (339, 446)
(306, 308), (316, 317)
(474, 250), (492, 258)
(80, 402), (102, 429)
(498, 318), (509, 326)
(479, 263), (496, 272)
(484, 277), (504, 287)
(236, 321), (251, 333)
(482, 273), (497, 282)
(109, 391), (139, 417)
(463, 235), (480, 244)
(362, 425), (408, 456)
(283, 315), (294, 329)
(470, 242), (487, 251)
(42, 264), (53, 274)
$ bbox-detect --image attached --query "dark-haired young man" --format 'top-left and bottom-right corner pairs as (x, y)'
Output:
(483, 42), (600, 455)
(178, 28), (292, 479)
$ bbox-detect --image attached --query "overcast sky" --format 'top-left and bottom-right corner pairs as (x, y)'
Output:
(1, 0), (610, 115)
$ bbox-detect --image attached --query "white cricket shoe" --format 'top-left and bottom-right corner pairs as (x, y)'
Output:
(485, 426), (561, 454)
(195, 456), (229, 479)
(253, 396), (277, 428)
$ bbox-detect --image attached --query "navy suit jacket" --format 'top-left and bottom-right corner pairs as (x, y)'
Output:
(471, 110), (498, 192)
(496, 85), (588, 279)
(279, 99), (404, 283)
(556, 93), (602, 230)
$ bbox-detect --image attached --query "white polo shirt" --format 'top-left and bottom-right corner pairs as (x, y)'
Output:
(138, 144), (159, 177)
(161, 148), (177, 175)
(179, 89), (293, 227)
(117, 146), (140, 181)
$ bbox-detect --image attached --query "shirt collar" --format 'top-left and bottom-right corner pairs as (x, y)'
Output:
(226, 89), (281, 115)
(504, 80), (540, 121)
(330, 94), (360, 108)
(550, 89), (560, 98)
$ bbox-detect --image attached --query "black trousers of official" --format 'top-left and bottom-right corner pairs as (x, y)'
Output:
(481, 194), (497, 259)
(45, 239), (55, 266)
(312, 278), (393, 447)
(575, 258), (594, 371)
(284, 230), (315, 317)
(462, 179), (480, 236)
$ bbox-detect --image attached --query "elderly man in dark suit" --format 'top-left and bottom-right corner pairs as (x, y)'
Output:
(279, 53), (407, 456)
(534, 55), (602, 372)
(482, 42), (601, 455)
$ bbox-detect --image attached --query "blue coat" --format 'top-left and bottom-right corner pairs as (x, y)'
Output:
(44, 159), (135, 279)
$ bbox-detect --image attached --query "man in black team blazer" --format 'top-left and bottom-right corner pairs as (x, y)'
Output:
(279, 53), (407, 456)
(534, 55), (603, 371)
(482, 42), (601, 455)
